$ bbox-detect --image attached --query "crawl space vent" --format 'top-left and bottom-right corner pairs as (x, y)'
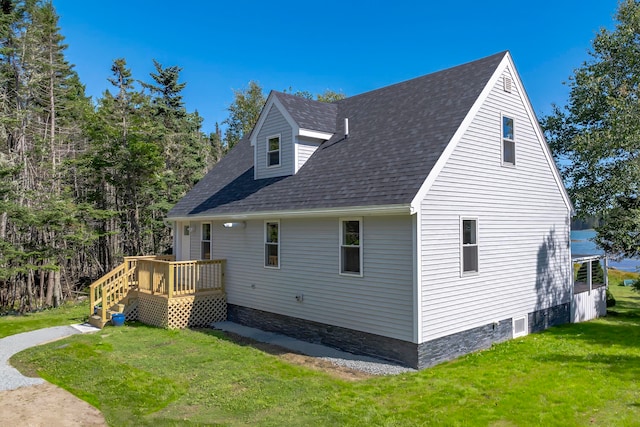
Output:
(512, 315), (528, 338)
(503, 76), (512, 93)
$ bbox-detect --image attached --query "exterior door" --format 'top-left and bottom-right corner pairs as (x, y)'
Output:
(180, 222), (191, 261)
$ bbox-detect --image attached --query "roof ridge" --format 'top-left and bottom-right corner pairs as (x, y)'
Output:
(336, 51), (509, 104)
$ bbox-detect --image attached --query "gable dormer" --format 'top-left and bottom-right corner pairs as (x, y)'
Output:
(250, 91), (336, 180)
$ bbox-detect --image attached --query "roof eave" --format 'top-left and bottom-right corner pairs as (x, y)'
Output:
(167, 203), (413, 222)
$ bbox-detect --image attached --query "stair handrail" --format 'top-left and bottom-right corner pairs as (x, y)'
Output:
(89, 262), (138, 324)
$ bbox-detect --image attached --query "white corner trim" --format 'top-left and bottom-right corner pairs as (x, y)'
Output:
(293, 134), (300, 174)
(409, 53), (510, 211)
(412, 212), (423, 343)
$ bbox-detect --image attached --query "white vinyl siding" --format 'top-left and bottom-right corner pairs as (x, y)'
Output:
(255, 105), (293, 179)
(295, 137), (321, 172)
(419, 67), (572, 343)
(210, 216), (415, 342)
(189, 222), (200, 259)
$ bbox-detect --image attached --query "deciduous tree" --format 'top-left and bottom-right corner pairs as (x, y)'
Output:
(542, 0), (640, 258)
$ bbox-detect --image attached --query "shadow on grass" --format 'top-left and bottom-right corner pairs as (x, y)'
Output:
(540, 317), (640, 350)
(190, 327), (296, 358)
(535, 352), (640, 380)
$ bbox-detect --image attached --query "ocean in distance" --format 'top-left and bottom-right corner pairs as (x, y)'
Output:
(571, 229), (640, 272)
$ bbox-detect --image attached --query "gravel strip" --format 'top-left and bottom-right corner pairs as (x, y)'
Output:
(0, 324), (100, 391)
(213, 321), (415, 375)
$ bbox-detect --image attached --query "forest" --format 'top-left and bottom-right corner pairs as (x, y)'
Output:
(0, 0), (344, 313)
(0, 0), (263, 312)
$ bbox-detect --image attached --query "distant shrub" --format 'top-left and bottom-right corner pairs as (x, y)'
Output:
(606, 289), (617, 307)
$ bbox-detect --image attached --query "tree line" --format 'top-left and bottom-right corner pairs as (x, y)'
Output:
(0, 0), (343, 313)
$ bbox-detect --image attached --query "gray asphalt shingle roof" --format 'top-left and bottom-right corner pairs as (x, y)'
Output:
(168, 52), (507, 219)
(273, 92), (337, 133)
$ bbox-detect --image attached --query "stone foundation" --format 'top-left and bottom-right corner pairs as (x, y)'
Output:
(417, 317), (513, 368)
(529, 302), (571, 333)
(227, 302), (572, 369)
(227, 304), (417, 367)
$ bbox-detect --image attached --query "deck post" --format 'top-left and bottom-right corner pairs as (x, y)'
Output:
(167, 262), (174, 299)
(123, 257), (130, 288)
(221, 260), (226, 292)
(587, 260), (592, 295)
(604, 256), (609, 287)
(90, 285), (95, 316)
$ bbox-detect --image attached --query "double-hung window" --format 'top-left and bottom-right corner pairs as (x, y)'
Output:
(502, 115), (515, 166)
(267, 135), (280, 167)
(265, 221), (279, 268)
(340, 219), (362, 275)
(461, 218), (478, 275)
(201, 223), (212, 260)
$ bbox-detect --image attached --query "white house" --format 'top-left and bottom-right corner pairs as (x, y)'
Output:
(167, 51), (574, 368)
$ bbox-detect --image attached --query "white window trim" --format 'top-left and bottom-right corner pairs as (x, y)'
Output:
(501, 114), (515, 167)
(201, 222), (212, 260)
(460, 217), (479, 277)
(512, 314), (528, 338)
(266, 134), (281, 168)
(339, 217), (363, 277)
(264, 220), (280, 269)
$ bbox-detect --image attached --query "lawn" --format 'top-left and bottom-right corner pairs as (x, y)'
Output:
(6, 283), (640, 426)
(0, 300), (88, 338)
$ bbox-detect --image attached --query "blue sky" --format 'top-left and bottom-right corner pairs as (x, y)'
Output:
(54, 0), (620, 135)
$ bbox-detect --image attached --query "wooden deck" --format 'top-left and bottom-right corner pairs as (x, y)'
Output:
(89, 256), (226, 328)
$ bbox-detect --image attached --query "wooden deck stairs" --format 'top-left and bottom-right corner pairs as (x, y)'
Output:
(88, 259), (140, 329)
(89, 256), (227, 329)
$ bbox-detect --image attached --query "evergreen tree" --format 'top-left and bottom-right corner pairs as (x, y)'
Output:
(142, 60), (210, 252)
(0, 0), (94, 310)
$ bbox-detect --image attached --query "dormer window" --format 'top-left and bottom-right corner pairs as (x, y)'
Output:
(267, 135), (280, 167)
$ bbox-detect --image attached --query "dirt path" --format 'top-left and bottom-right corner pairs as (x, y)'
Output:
(0, 383), (107, 427)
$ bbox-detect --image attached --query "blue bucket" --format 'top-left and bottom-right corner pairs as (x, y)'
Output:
(111, 313), (125, 327)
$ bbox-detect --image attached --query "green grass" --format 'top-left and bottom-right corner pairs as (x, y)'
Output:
(7, 283), (640, 426)
(0, 300), (89, 338)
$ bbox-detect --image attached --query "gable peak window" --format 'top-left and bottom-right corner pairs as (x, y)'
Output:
(502, 115), (515, 166)
(267, 135), (280, 167)
(461, 218), (478, 275)
(265, 221), (280, 268)
(340, 219), (362, 276)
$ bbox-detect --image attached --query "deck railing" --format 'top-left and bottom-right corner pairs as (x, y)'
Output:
(136, 259), (225, 298)
(89, 262), (129, 324)
(90, 255), (178, 324)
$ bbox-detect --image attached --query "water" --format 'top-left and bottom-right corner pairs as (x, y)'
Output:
(571, 229), (640, 272)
